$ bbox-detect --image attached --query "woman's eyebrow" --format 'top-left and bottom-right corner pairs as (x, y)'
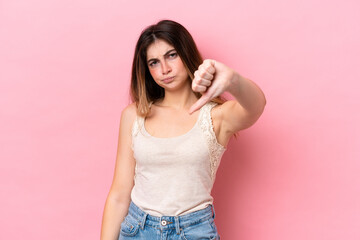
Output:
(147, 49), (176, 63)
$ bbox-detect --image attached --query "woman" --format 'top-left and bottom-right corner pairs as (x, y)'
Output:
(101, 20), (266, 240)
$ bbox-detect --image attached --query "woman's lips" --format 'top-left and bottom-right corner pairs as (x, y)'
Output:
(162, 76), (174, 83)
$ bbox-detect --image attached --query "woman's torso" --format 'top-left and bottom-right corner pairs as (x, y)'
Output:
(130, 101), (226, 216)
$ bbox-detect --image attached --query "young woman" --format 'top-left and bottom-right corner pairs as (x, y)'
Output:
(101, 20), (266, 240)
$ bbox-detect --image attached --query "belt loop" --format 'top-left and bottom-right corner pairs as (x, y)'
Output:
(174, 216), (180, 235)
(140, 212), (148, 230)
(211, 204), (216, 219)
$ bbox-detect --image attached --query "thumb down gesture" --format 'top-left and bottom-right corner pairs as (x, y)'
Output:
(189, 59), (234, 114)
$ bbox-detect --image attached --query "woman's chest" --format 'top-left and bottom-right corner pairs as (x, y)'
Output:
(133, 129), (209, 167)
(144, 109), (200, 138)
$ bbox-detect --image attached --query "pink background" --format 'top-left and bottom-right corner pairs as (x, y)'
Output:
(1, 0), (359, 239)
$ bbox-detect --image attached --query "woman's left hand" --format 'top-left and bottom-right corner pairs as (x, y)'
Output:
(189, 59), (236, 114)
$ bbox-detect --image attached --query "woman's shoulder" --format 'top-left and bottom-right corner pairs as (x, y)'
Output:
(208, 100), (225, 117)
(211, 100), (237, 116)
(120, 102), (138, 127)
(122, 102), (137, 114)
(211, 99), (245, 126)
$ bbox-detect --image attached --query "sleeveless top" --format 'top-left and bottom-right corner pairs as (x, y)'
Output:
(130, 101), (226, 216)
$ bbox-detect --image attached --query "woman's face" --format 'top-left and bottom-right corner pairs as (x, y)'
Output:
(146, 39), (189, 91)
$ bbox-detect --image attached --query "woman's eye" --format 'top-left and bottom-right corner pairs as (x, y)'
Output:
(169, 52), (177, 58)
(149, 61), (158, 67)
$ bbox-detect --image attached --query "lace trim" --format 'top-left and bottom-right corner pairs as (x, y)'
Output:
(132, 101), (151, 141)
(199, 102), (226, 182)
(131, 116), (142, 139)
(131, 116), (143, 181)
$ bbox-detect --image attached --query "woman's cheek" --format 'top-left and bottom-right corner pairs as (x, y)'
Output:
(149, 68), (159, 79)
(148, 69), (156, 80)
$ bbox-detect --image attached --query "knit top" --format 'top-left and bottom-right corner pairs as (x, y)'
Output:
(130, 101), (226, 216)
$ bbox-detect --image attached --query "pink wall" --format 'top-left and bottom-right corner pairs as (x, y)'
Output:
(1, 0), (359, 239)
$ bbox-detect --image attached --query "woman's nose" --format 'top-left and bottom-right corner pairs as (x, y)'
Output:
(161, 61), (172, 75)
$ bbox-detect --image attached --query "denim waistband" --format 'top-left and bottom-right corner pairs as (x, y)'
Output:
(127, 200), (216, 233)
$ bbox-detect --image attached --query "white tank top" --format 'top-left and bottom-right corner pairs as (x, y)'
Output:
(130, 101), (226, 216)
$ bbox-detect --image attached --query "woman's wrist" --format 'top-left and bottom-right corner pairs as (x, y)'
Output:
(226, 71), (243, 95)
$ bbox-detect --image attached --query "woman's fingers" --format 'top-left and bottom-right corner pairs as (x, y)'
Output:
(192, 78), (211, 92)
(202, 59), (216, 75)
(195, 77), (212, 86)
(192, 60), (216, 92)
(194, 67), (213, 80)
(192, 84), (207, 92)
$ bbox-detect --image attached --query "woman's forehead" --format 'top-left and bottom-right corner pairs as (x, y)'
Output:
(146, 39), (175, 60)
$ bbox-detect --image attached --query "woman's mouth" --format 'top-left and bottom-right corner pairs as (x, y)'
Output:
(162, 77), (175, 83)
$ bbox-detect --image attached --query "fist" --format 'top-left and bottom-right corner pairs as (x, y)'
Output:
(189, 59), (234, 114)
(192, 59), (216, 93)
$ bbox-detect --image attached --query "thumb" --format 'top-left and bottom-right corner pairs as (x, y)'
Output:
(189, 93), (211, 114)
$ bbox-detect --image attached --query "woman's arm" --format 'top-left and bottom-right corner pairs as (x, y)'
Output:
(221, 72), (266, 133)
(189, 59), (266, 134)
(100, 103), (137, 240)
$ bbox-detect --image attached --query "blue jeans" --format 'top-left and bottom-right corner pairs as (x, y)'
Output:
(118, 200), (220, 239)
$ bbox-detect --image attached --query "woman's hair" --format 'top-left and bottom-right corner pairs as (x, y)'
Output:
(130, 19), (225, 116)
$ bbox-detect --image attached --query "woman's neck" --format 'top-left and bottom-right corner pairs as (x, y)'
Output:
(156, 85), (198, 110)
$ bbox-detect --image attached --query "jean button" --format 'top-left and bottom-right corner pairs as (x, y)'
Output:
(161, 220), (167, 226)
